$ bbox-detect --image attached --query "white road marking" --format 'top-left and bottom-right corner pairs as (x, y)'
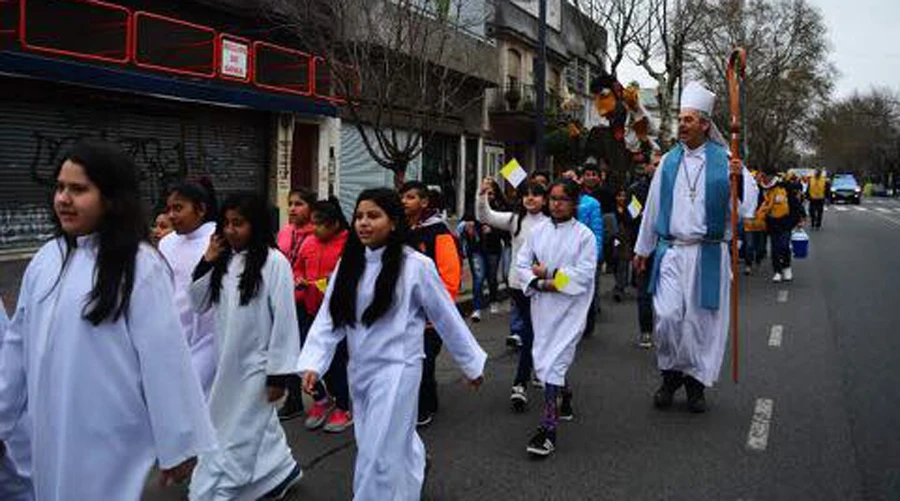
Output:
(768, 325), (783, 347)
(855, 206), (868, 212)
(836, 206), (849, 212)
(777, 290), (789, 303)
(876, 207), (892, 213)
(747, 398), (775, 451)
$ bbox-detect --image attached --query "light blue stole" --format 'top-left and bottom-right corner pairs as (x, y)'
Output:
(648, 141), (730, 310)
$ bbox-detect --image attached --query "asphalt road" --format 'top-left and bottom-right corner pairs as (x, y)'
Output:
(107, 198), (900, 500)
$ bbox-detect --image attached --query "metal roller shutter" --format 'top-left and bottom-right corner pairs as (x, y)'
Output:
(0, 83), (269, 251)
(338, 123), (420, 218)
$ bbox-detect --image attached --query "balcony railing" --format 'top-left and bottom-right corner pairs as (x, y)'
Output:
(488, 83), (575, 120)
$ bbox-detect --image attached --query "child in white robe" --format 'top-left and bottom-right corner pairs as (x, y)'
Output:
(298, 188), (486, 500)
(159, 179), (219, 397)
(0, 139), (215, 501)
(188, 193), (303, 501)
(517, 179), (597, 457)
(0, 298), (32, 501)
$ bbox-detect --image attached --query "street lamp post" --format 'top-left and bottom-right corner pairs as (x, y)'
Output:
(535, 0), (547, 172)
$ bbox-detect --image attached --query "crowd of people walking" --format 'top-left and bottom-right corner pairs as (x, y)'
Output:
(0, 81), (813, 500)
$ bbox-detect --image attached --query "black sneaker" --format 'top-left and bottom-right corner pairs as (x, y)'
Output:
(416, 411), (435, 428)
(263, 463), (303, 499)
(684, 376), (707, 413)
(278, 394), (304, 422)
(653, 370), (684, 409)
(526, 427), (556, 457)
(558, 392), (574, 421)
(510, 384), (528, 413)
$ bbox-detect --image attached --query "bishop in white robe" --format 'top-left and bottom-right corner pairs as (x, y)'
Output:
(0, 236), (216, 501)
(634, 82), (758, 412)
(188, 247), (302, 501)
(159, 221), (218, 397)
(298, 247), (486, 501)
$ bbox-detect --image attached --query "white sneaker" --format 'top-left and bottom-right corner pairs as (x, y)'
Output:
(490, 303), (501, 314)
(744, 266), (752, 276)
(782, 268), (793, 281)
(772, 273), (783, 283)
(470, 310), (482, 322)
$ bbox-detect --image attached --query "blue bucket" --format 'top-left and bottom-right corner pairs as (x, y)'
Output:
(791, 230), (809, 258)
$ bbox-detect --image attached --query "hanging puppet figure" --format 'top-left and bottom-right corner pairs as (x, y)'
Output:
(634, 82), (758, 413)
(298, 188), (486, 500)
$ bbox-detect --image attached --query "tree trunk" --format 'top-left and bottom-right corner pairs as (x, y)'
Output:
(392, 168), (407, 189)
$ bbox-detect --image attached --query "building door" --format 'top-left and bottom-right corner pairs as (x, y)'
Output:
(291, 122), (319, 191)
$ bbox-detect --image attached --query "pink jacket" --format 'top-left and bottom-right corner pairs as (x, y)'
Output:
(296, 230), (349, 315)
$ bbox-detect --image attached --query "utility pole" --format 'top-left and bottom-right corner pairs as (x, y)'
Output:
(535, 0), (547, 172)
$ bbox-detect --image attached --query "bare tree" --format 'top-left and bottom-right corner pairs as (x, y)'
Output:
(812, 89), (900, 181)
(690, 0), (834, 173)
(267, 0), (494, 186)
(632, 0), (706, 146)
(571, 0), (648, 77)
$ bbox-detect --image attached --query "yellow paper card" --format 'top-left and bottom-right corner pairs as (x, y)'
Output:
(553, 271), (571, 291)
(500, 158), (528, 188)
(315, 278), (328, 292)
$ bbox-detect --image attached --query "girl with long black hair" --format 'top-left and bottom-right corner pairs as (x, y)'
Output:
(298, 188), (486, 500)
(0, 139), (214, 500)
(159, 178), (219, 397)
(188, 193), (302, 500)
(476, 179), (550, 411)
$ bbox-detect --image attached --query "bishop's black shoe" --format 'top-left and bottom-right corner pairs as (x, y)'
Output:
(684, 376), (707, 413)
(653, 370), (684, 409)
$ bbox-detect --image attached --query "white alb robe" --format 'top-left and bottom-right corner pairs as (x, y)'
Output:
(634, 142), (759, 386)
(188, 248), (301, 501)
(298, 247), (486, 501)
(0, 236), (216, 501)
(0, 298), (32, 501)
(517, 219), (597, 386)
(159, 222), (218, 397)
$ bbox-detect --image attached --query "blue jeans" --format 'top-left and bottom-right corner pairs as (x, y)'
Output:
(468, 252), (498, 311)
(769, 229), (791, 273)
(510, 289), (535, 386)
(744, 231), (767, 266)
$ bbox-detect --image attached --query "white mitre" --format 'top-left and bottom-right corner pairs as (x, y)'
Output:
(680, 81), (726, 145)
(681, 81), (716, 114)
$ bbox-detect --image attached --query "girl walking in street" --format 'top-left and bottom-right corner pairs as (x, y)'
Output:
(476, 179), (549, 411)
(275, 187), (317, 420)
(296, 198), (353, 433)
(158, 179), (219, 397)
(0, 139), (214, 501)
(189, 193), (303, 501)
(516, 179), (597, 457)
(298, 188), (486, 500)
(612, 188), (636, 302)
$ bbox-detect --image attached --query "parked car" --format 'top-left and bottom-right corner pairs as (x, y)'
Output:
(831, 176), (862, 204)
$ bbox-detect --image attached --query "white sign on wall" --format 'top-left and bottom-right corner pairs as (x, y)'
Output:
(510, 0), (562, 31)
(220, 39), (249, 80)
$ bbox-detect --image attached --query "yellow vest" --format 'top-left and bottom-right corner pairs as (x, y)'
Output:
(809, 176), (827, 200)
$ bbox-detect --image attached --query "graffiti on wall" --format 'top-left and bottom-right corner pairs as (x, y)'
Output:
(1, 108), (266, 251)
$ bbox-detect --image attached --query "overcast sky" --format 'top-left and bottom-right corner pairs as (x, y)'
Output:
(617, 0), (900, 99)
